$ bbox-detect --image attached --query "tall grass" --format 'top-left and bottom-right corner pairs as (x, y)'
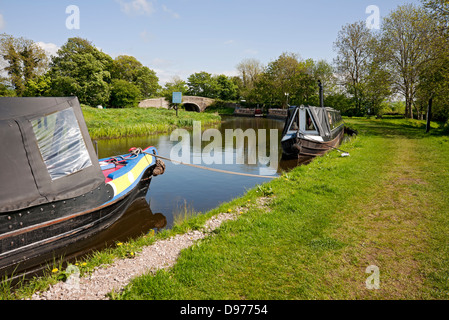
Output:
(81, 106), (221, 139)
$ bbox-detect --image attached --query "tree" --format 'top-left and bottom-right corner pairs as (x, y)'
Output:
(111, 55), (160, 99)
(312, 59), (337, 96)
(187, 72), (218, 98)
(161, 76), (188, 104)
(111, 55), (143, 82)
(362, 60), (393, 116)
(418, 0), (449, 122)
(109, 79), (141, 108)
(0, 33), (48, 96)
(236, 58), (263, 102)
(215, 74), (238, 101)
(251, 53), (330, 108)
(0, 78), (16, 97)
(380, 4), (439, 118)
(49, 37), (113, 106)
(264, 52), (303, 108)
(333, 21), (374, 115)
(135, 66), (160, 99)
(422, 0), (449, 31)
(23, 73), (52, 97)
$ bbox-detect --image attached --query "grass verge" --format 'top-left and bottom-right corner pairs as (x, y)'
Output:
(81, 105), (221, 139)
(2, 117), (448, 300)
(115, 117), (449, 300)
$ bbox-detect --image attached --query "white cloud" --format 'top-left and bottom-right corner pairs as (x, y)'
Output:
(224, 40), (235, 45)
(36, 42), (60, 58)
(118, 0), (154, 16)
(0, 13), (5, 30)
(162, 5), (180, 19)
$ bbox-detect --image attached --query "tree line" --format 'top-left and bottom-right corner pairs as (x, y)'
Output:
(1, 0), (448, 121)
(233, 1), (448, 121)
(0, 36), (160, 108)
(165, 0), (449, 121)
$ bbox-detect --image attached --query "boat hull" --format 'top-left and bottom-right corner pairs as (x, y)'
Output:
(281, 128), (344, 158)
(0, 167), (153, 279)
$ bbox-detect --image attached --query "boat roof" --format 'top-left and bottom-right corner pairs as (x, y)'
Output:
(284, 105), (341, 137)
(0, 97), (104, 213)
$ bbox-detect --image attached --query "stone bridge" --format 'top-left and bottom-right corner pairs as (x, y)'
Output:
(138, 96), (216, 112)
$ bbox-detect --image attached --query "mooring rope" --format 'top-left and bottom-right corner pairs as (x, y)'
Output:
(139, 150), (277, 179)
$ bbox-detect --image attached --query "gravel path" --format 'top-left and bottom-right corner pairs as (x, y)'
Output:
(30, 212), (238, 300)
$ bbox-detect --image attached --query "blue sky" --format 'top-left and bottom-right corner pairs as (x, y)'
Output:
(0, 0), (421, 84)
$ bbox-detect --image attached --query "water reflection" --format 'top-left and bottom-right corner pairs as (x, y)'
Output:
(68, 196), (167, 259)
(96, 117), (304, 233)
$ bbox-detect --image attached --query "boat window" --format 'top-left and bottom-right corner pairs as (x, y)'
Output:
(288, 110), (300, 131)
(291, 115), (299, 131)
(328, 110), (343, 130)
(328, 113), (333, 129)
(32, 108), (92, 180)
(305, 110), (316, 131)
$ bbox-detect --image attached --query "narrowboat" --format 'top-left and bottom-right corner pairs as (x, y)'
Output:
(281, 104), (345, 159)
(0, 97), (165, 278)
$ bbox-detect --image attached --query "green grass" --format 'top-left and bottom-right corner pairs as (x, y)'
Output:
(115, 117), (449, 300)
(81, 105), (221, 139)
(3, 117), (449, 300)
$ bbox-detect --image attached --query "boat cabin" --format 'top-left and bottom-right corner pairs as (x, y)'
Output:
(0, 97), (105, 214)
(282, 105), (343, 142)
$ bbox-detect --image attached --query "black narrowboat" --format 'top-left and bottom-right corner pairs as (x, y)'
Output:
(281, 104), (345, 159)
(0, 97), (165, 278)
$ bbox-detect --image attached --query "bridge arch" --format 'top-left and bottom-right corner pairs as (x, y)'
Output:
(183, 103), (201, 113)
(139, 96), (216, 112)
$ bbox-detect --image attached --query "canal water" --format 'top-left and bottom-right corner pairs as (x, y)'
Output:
(25, 116), (312, 277)
(96, 116), (290, 232)
(94, 116), (307, 238)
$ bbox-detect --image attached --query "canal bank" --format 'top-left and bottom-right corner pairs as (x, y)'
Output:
(81, 105), (222, 139)
(5, 117), (449, 300)
(114, 117), (449, 300)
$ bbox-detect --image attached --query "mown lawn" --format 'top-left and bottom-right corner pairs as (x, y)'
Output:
(116, 117), (449, 300)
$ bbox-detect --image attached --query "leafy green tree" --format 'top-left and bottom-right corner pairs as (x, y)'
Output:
(418, 0), (449, 121)
(362, 60), (393, 116)
(135, 66), (160, 99)
(0, 33), (49, 96)
(380, 4), (439, 118)
(111, 55), (160, 99)
(49, 37), (112, 106)
(263, 52), (303, 108)
(236, 58), (264, 103)
(215, 74), (238, 101)
(422, 0), (449, 30)
(250, 53), (331, 108)
(0, 79), (16, 97)
(111, 55), (143, 81)
(23, 73), (52, 97)
(109, 79), (141, 108)
(160, 76), (188, 107)
(187, 72), (218, 98)
(333, 21), (373, 115)
(313, 59), (337, 97)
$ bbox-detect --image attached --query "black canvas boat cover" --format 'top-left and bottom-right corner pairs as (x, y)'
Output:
(0, 97), (104, 213)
